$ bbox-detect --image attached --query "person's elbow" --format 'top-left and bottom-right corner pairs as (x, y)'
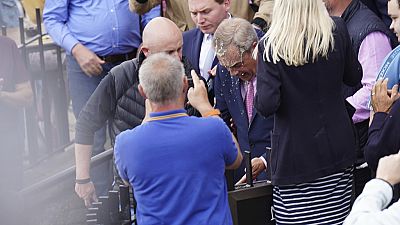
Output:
(25, 87), (34, 107)
(345, 65), (363, 87)
(19, 82), (34, 107)
(255, 97), (279, 118)
(226, 152), (243, 170)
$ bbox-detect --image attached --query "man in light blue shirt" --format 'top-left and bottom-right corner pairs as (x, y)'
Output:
(43, 0), (159, 196)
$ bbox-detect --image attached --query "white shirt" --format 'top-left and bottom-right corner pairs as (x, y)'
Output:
(198, 13), (232, 81)
(344, 179), (400, 225)
(199, 33), (215, 81)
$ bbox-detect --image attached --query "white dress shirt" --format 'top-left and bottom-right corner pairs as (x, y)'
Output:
(199, 33), (215, 81)
(344, 179), (400, 225)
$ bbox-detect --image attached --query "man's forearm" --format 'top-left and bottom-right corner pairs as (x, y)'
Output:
(344, 179), (400, 225)
(0, 82), (33, 108)
(226, 133), (243, 170)
(75, 144), (93, 179)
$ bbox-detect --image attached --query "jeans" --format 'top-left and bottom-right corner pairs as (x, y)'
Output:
(66, 55), (119, 196)
(0, 0), (19, 27)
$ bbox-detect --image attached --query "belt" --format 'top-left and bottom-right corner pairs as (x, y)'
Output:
(98, 49), (137, 63)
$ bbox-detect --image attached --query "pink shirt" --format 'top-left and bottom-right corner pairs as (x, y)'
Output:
(347, 32), (392, 123)
(241, 77), (257, 101)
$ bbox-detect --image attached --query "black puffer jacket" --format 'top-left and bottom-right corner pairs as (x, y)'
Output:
(75, 53), (201, 145)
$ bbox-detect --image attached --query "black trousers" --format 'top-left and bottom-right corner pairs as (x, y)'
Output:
(353, 119), (372, 198)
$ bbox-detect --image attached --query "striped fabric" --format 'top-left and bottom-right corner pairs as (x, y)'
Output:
(273, 167), (354, 225)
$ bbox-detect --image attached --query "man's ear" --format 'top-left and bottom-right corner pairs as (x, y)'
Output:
(142, 47), (150, 58)
(251, 41), (259, 60)
(252, 41), (258, 49)
(138, 84), (147, 99)
(224, 0), (231, 12)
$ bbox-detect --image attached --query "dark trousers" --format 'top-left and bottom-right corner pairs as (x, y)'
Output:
(353, 119), (372, 198)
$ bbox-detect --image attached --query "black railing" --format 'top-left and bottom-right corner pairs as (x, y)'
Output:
(21, 148), (115, 225)
(87, 186), (132, 225)
(20, 148), (113, 196)
(2, 8), (72, 166)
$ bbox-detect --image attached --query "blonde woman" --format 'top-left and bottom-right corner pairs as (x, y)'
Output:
(255, 0), (363, 224)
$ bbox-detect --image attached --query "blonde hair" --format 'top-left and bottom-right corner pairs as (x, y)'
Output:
(263, 0), (335, 66)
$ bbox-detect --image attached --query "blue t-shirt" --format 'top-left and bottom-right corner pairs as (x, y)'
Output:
(114, 109), (238, 225)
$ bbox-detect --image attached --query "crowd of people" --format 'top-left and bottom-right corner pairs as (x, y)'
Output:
(2, 0), (400, 224)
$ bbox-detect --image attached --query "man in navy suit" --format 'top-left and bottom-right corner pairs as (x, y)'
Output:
(213, 18), (273, 182)
(366, 79), (400, 171)
(183, 0), (232, 102)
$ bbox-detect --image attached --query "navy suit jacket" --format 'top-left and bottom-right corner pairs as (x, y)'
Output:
(365, 100), (400, 171)
(183, 28), (219, 78)
(214, 64), (274, 182)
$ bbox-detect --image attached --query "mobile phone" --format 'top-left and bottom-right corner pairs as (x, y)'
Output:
(188, 77), (194, 88)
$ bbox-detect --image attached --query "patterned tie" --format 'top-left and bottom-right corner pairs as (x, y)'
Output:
(245, 80), (254, 123)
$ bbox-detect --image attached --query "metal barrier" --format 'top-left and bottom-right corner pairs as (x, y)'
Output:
(20, 148), (113, 196)
(2, 8), (72, 166)
(87, 186), (132, 225)
(20, 148), (114, 225)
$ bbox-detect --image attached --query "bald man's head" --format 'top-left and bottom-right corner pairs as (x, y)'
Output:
(142, 17), (183, 60)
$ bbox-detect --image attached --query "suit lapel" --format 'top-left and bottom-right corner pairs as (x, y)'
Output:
(212, 56), (219, 68)
(231, 76), (250, 127)
(249, 107), (257, 128)
(192, 29), (204, 74)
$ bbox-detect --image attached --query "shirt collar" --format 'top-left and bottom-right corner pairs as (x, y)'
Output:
(149, 109), (187, 118)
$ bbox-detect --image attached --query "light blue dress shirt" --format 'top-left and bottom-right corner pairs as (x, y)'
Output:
(43, 0), (160, 56)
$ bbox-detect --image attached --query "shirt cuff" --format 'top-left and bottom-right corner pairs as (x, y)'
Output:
(260, 156), (267, 170)
(346, 95), (371, 123)
(364, 179), (393, 208)
(62, 33), (80, 55)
